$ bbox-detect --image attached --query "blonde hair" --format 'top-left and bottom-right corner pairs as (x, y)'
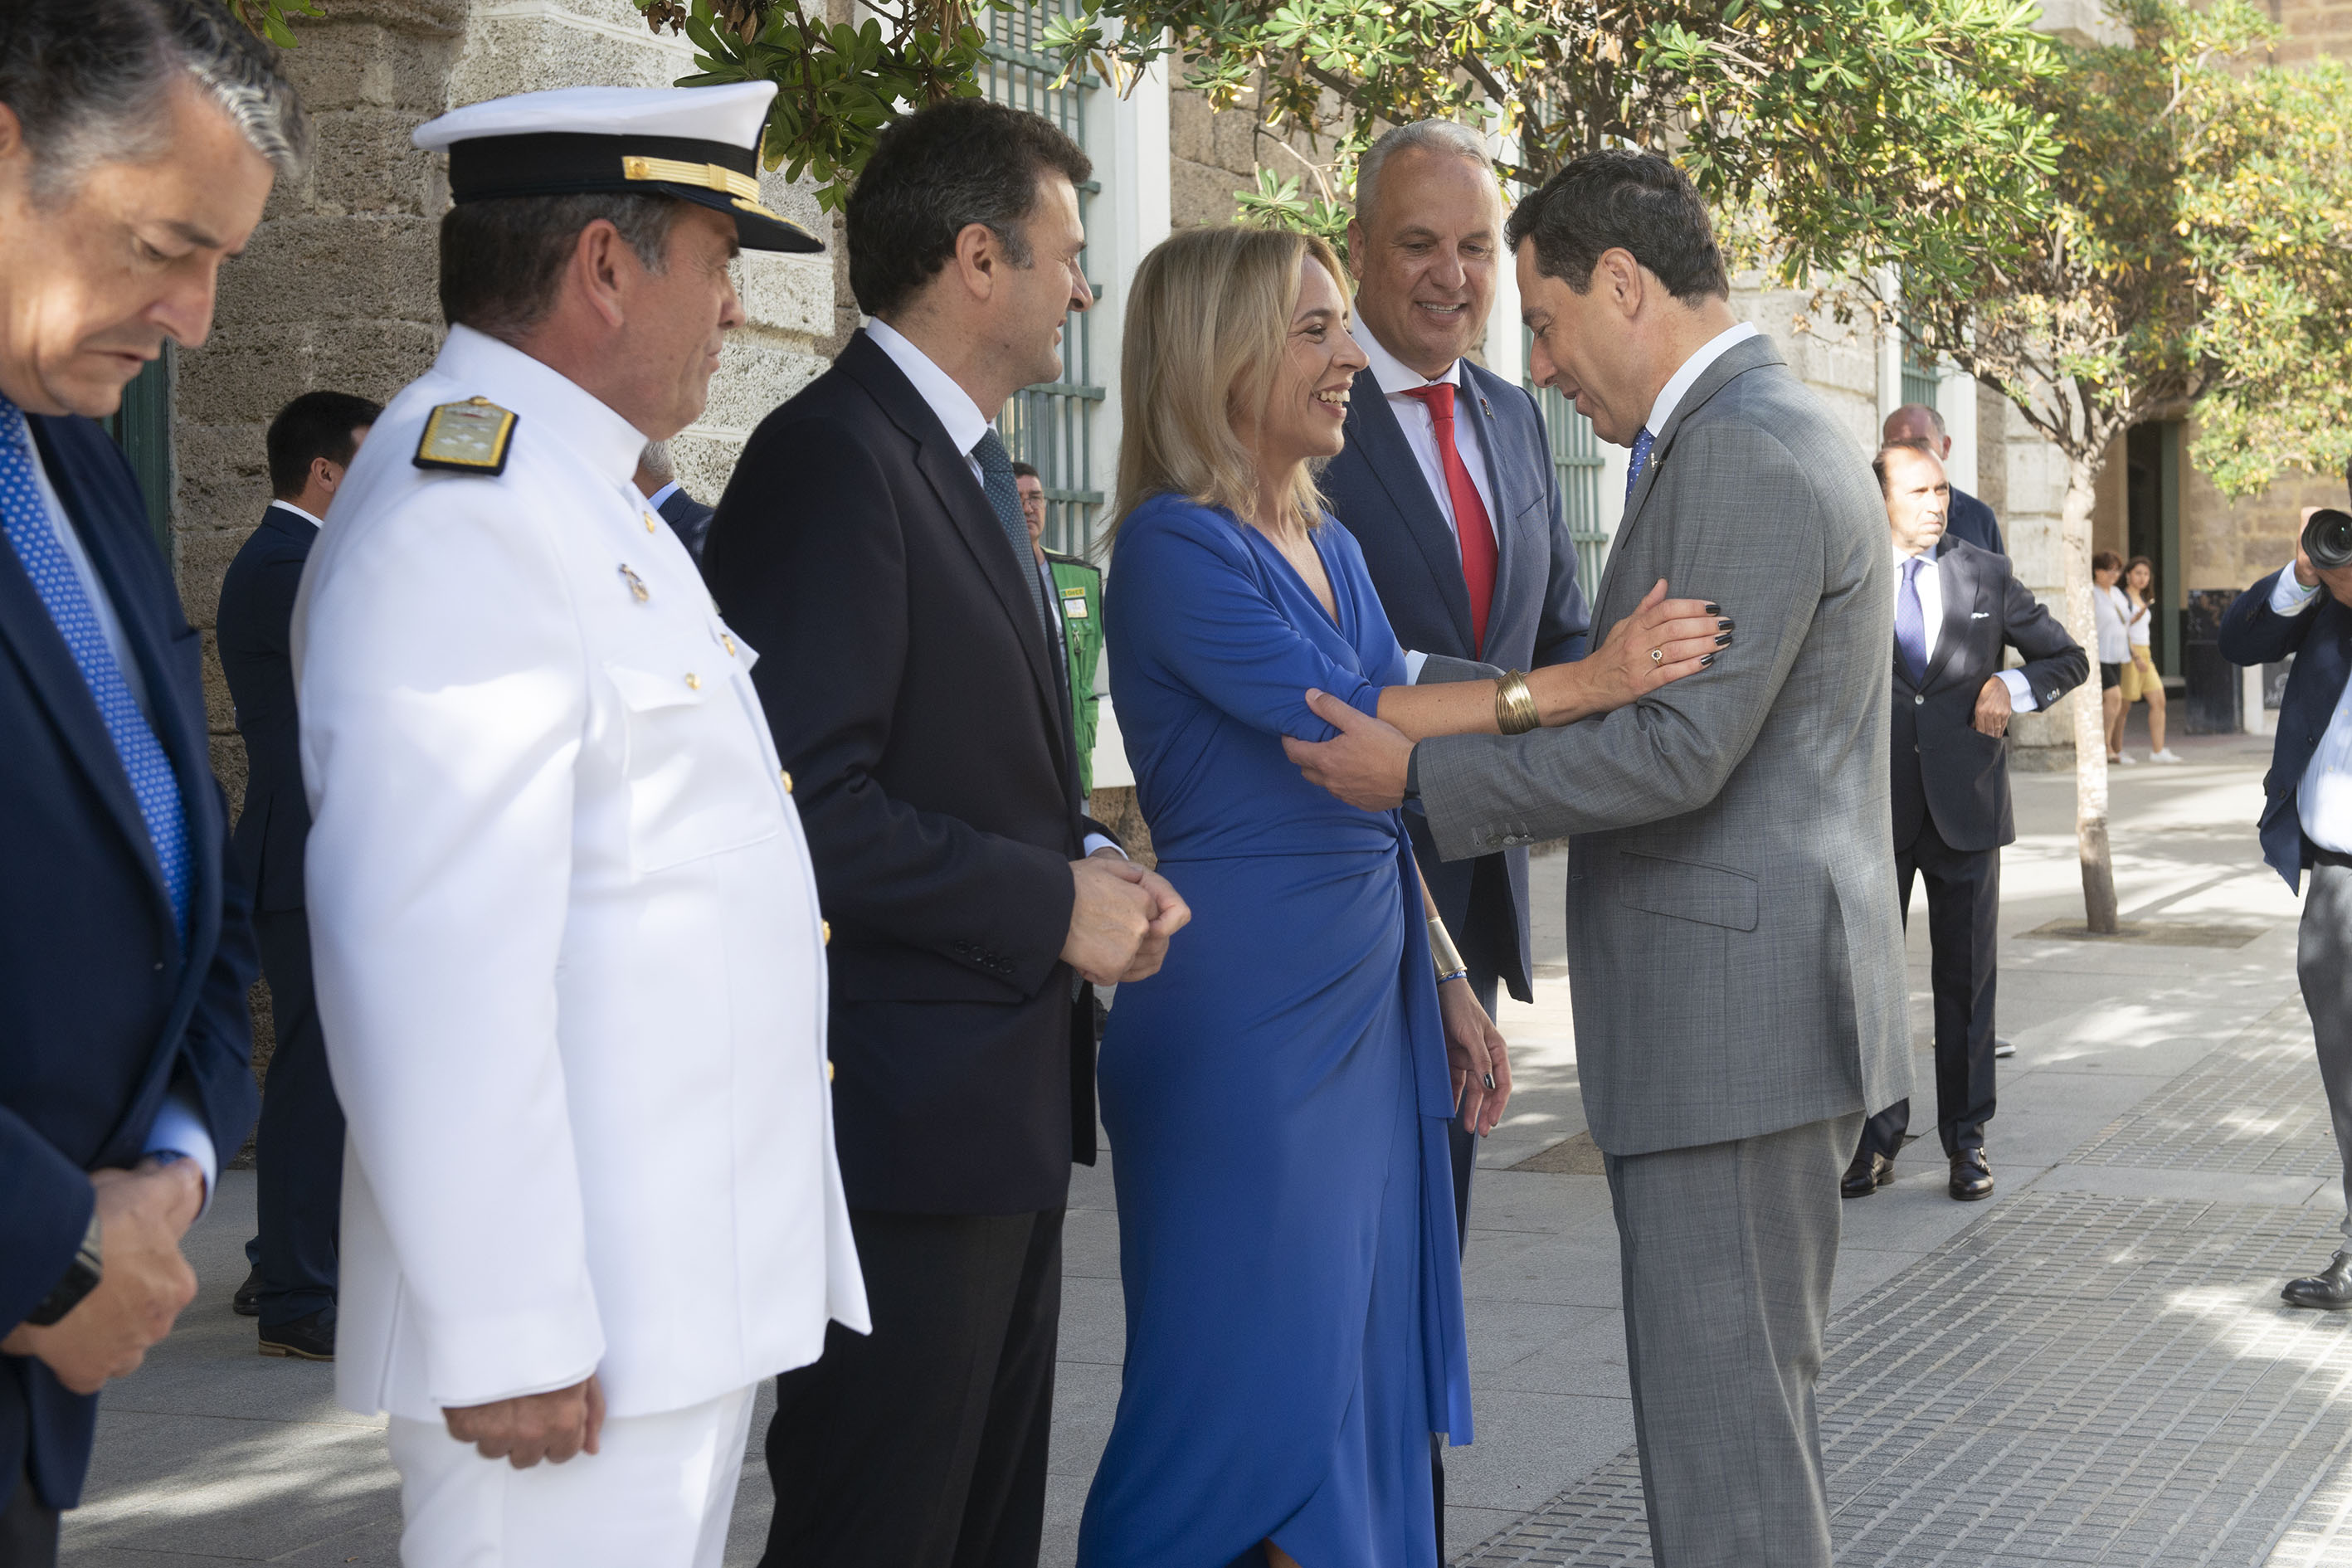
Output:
(1109, 226), (1351, 548)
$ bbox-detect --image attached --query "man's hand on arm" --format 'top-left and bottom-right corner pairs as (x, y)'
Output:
(1283, 690), (1416, 811)
(1, 1157), (203, 1394)
(444, 1374), (606, 1468)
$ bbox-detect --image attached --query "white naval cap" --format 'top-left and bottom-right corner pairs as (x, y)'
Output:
(411, 82), (819, 254)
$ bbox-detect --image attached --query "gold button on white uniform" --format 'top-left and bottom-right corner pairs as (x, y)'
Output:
(722, 634), (738, 656)
(684, 672), (701, 691)
(780, 768), (793, 792)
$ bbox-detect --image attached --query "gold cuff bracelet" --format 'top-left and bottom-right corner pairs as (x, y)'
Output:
(1495, 670), (1541, 736)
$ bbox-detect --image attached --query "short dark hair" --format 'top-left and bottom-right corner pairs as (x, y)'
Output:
(1011, 460), (1040, 481)
(2092, 550), (2125, 574)
(0, 0), (307, 204)
(1871, 436), (1942, 496)
(440, 193), (680, 341)
(1505, 149), (1728, 304)
(846, 99), (1093, 320)
(267, 390), (380, 497)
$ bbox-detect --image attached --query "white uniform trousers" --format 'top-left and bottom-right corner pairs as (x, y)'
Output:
(387, 1385), (757, 1568)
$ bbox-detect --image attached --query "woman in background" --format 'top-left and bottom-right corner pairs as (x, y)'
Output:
(1076, 226), (1726, 1568)
(2123, 555), (2182, 763)
(2095, 550), (2132, 763)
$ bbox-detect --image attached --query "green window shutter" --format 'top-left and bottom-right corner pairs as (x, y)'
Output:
(101, 348), (175, 557)
(982, 1), (1105, 562)
(1900, 339), (1939, 412)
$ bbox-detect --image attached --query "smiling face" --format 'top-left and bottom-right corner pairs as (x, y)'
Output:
(1882, 446), (1950, 558)
(1517, 241), (1652, 447)
(1239, 255), (1369, 476)
(1347, 147), (1500, 379)
(0, 83), (275, 418)
(996, 173), (1093, 393)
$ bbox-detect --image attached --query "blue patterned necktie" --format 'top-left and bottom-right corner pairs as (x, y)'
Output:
(1896, 554), (1930, 684)
(1624, 426), (1656, 505)
(971, 429), (1051, 637)
(0, 395), (191, 942)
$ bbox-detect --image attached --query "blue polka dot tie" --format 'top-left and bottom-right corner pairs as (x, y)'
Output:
(0, 394), (191, 943)
(1625, 426), (1656, 505)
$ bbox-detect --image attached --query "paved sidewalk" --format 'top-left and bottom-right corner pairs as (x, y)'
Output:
(56, 732), (2337, 1566)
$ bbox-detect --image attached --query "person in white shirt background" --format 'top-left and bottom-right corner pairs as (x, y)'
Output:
(2093, 550), (2134, 762)
(2121, 554), (2182, 762)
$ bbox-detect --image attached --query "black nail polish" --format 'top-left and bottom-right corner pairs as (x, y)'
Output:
(1713, 631), (1733, 645)
(1700, 652), (1716, 667)
(1717, 617), (1734, 631)
(1704, 602), (1722, 616)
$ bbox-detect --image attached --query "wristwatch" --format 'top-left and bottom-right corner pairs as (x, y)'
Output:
(24, 1211), (103, 1327)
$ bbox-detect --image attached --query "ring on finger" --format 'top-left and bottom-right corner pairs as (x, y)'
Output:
(1650, 648), (1663, 664)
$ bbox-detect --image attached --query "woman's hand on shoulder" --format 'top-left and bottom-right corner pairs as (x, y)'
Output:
(1553, 579), (1728, 721)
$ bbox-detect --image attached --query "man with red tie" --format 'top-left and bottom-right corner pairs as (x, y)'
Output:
(1317, 117), (1592, 1556)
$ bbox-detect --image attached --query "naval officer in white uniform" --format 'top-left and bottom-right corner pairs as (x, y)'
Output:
(292, 83), (867, 1566)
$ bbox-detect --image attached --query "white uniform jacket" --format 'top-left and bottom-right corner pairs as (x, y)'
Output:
(293, 325), (868, 1423)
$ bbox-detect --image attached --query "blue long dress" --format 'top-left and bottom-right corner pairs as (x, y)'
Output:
(1077, 493), (1473, 1568)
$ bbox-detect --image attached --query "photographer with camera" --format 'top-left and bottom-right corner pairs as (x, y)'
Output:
(2220, 500), (2352, 1307)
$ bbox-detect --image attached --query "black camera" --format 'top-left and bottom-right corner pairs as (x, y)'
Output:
(2306, 508), (2352, 573)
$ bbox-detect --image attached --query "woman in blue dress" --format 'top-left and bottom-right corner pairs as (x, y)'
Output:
(1077, 226), (1727, 1568)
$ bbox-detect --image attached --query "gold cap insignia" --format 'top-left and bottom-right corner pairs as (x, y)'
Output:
(414, 397), (517, 475)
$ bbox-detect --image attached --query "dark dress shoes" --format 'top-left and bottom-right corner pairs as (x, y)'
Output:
(1949, 1147), (1994, 1201)
(259, 1307), (335, 1361)
(1841, 1150), (1893, 1199)
(232, 1266), (262, 1317)
(2282, 1252), (2352, 1309)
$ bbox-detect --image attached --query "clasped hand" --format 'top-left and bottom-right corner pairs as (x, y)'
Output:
(1063, 848), (1192, 986)
(1, 1157), (203, 1395)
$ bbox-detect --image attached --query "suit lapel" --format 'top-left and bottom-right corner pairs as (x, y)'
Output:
(1919, 538), (1975, 691)
(841, 334), (1069, 778)
(1343, 368), (1478, 656)
(1595, 335), (1784, 621)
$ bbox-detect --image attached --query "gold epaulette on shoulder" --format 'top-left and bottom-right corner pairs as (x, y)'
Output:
(413, 397), (518, 475)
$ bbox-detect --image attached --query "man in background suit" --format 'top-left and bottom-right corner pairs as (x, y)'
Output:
(217, 389), (377, 1361)
(1290, 149), (1911, 1568)
(2221, 504), (2352, 1307)
(1014, 459), (1103, 800)
(1885, 402), (2004, 556)
(634, 439), (715, 561)
(1843, 440), (2083, 1205)
(0, 3), (301, 1558)
(703, 100), (1187, 1568)
(1316, 115), (1589, 1551)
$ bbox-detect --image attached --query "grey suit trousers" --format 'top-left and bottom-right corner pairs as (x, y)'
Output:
(1604, 1112), (1862, 1568)
(2300, 862), (2352, 1242)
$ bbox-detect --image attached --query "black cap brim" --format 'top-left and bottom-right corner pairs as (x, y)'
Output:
(647, 181), (822, 254)
(445, 132), (823, 255)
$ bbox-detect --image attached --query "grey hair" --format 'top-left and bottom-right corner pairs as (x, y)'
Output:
(1353, 120), (1493, 230)
(636, 440), (675, 485)
(2, 0), (309, 205)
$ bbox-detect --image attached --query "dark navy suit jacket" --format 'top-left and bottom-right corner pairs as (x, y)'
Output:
(1945, 485), (2005, 556)
(1891, 537), (2086, 855)
(217, 504), (315, 912)
(0, 415), (260, 1512)
(2219, 567), (2352, 891)
(658, 485), (715, 562)
(1319, 355), (1591, 1002)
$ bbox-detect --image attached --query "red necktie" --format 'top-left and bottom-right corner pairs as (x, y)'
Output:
(1400, 382), (1497, 654)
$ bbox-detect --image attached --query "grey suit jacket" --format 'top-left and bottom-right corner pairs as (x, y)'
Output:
(1416, 334), (1911, 1157)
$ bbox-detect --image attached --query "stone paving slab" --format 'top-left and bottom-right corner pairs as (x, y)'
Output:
(2071, 998), (2339, 1179)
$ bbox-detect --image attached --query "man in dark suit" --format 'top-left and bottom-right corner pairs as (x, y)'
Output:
(703, 99), (1188, 1568)
(0, 2), (301, 1558)
(2220, 507), (2352, 1307)
(217, 390), (377, 1361)
(1844, 439), (2083, 1205)
(1885, 402), (2004, 555)
(633, 438), (715, 561)
(1317, 116), (1590, 1550)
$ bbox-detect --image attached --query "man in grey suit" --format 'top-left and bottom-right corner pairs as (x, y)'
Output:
(1288, 149), (1910, 1567)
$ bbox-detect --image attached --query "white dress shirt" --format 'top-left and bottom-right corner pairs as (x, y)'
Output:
(12, 419), (215, 1199)
(642, 480), (681, 512)
(1644, 321), (1760, 436)
(1897, 543), (2037, 712)
(1352, 325), (1497, 542)
(2268, 566), (2352, 854)
(864, 318), (1115, 852)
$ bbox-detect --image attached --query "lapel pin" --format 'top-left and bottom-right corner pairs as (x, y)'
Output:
(618, 563), (650, 602)
(1479, 396), (1493, 419)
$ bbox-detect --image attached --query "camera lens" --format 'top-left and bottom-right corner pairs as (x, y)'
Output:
(2306, 508), (2352, 572)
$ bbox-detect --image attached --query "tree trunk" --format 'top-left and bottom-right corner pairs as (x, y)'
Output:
(2057, 447), (2119, 933)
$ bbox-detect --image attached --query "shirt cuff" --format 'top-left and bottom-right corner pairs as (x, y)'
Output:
(1082, 833), (1123, 859)
(144, 1090), (217, 1215)
(1403, 650), (1429, 684)
(1997, 668), (2038, 714)
(2272, 563), (2323, 615)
